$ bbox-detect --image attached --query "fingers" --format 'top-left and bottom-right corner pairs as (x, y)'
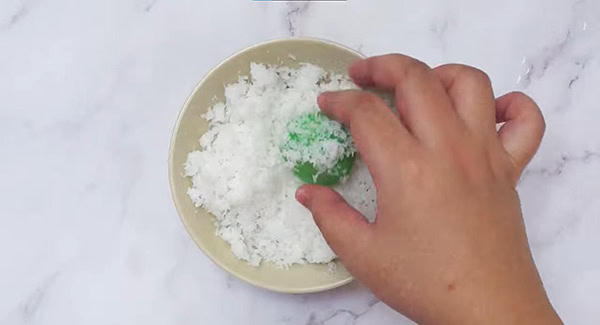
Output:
(432, 64), (497, 137)
(318, 90), (414, 183)
(348, 55), (460, 145)
(296, 185), (373, 269)
(495, 92), (545, 178)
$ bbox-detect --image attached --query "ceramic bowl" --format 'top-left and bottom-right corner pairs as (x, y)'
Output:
(169, 38), (364, 293)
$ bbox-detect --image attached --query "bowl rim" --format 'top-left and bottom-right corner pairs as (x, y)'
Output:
(168, 37), (366, 294)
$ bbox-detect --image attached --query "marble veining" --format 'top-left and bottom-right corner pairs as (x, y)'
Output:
(286, 3), (310, 36)
(1, 0), (599, 324)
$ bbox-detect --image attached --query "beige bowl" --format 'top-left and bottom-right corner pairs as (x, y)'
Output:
(169, 38), (365, 293)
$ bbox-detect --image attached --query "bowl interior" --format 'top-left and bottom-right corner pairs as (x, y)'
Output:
(169, 38), (364, 293)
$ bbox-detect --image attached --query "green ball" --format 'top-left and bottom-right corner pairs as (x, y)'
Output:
(293, 155), (355, 186)
(280, 112), (355, 186)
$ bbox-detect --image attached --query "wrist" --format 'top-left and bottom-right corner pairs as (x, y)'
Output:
(414, 267), (562, 325)
(441, 283), (561, 325)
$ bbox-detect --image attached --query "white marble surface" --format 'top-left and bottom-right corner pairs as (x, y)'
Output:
(1, 0), (599, 324)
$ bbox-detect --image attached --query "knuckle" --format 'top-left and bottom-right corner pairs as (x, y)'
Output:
(512, 91), (538, 108)
(382, 54), (431, 75)
(405, 59), (431, 77)
(509, 91), (529, 100)
(383, 53), (409, 64)
(412, 58), (432, 70)
(512, 91), (546, 132)
(461, 67), (492, 88)
(354, 92), (382, 108)
(348, 93), (383, 125)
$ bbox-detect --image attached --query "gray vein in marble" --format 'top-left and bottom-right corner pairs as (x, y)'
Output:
(520, 30), (573, 89)
(225, 274), (235, 289)
(430, 20), (449, 51)
(521, 150), (600, 181)
(531, 211), (584, 250)
(519, 0), (597, 91)
(141, 0), (158, 13)
(1, 0), (29, 29)
(356, 44), (365, 54)
(567, 59), (588, 89)
(568, 75), (580, 88)
(306, 298), (380, 325)
(286, 2), (310, 36)
(3, 272), (60, 324)
(115, 146), (143, 225)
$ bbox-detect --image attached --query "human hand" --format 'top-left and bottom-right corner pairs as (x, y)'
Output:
(296, 55), (562, 324)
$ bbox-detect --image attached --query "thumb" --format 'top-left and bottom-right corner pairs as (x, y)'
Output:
(296, 184), (373, 265)
(495, 92), (546, 183)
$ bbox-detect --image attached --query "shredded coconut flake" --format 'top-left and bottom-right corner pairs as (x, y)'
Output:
(185, 63), (376, 267)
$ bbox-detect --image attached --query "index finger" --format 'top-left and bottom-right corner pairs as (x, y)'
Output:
(349, 55), (461, 146)
(318, 90), (416, 184)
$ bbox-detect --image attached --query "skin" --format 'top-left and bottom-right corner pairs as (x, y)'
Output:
(295, 55), (563, 325)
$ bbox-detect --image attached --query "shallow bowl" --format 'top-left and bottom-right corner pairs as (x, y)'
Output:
(169, 38), (364, 293)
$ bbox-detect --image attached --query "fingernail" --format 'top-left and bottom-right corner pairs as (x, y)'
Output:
(295, 187), (310, 207)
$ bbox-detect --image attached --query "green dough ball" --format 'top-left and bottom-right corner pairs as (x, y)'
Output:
(293, 155), (355, 186)
(280, 112), (355, 186)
